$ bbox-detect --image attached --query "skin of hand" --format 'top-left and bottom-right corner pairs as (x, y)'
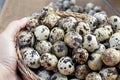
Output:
(0, 18), (29, 80)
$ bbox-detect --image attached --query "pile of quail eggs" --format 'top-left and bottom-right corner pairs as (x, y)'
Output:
(18, 0), (120, 80)
(49, 0), (106, 16)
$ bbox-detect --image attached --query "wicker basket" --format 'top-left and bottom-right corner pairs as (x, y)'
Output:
(16, 11), (89, 80)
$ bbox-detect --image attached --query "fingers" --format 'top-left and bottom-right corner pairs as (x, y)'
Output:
(2, 17), (29, 38)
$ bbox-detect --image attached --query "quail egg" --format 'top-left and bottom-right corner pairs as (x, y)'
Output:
(109, 32), (120, 50)
(99, 67), (118, 80)
(88, 53), (103, 71)
(94, 12), (107, 24)
(75, 64), (90, 79)
(58, 17), (77, 32)
(85, 3), (94, 12)
(35, 40), (52, 54)
(49, 27), (64, 43)
(101, 48), (120, 66)
(40, 53), (58, 70)
(86, 72), (102, 80)
(52, 41), (68, 58)
(108, 15), (120, 32)
(37, 70), (51, 80)
(22, 47), (40, 69)
(85, 16), (98, 31)
(94, 27), (112, 42)
(34, 25), (50, 40)
(51, 72), (68, 80)
(76, 22), (90, 35)
(69, 78), (80, 80)
(83, 34), (99, 52)
(72, 48), (89, 64)
(95, 44), (106, 54)
(64, 31), (82, 48)
(18, 30), (34, 47)
(58, 56), (75, 75)
(42, 13), (60, 28)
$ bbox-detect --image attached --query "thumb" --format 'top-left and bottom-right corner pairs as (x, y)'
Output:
(2, 17), (29, 38)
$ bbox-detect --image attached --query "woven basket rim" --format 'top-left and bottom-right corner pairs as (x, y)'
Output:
(16, 11), (89, 80)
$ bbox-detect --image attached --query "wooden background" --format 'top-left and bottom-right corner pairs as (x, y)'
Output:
(0, 0), (119, 32)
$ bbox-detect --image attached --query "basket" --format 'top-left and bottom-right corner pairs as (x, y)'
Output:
(16, 11), (89, 80)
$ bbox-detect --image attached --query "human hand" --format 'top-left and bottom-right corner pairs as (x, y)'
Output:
(0, 18), (29, 80)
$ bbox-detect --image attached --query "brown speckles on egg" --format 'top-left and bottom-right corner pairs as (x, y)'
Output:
(34, 25), (50, 40)
(75, 64), (90, 79)
(22, 47), (40, 69)
(58, 57), (75, 75)
(101, 48), (120, 66)
(99, 67), (118, 80)
(35, 40), (52, 55)
(52, 41), (68, 58)
(64, 31), (82, 48)
(88, 53), (103, 71)
(51, 72), (68, 80)
(83, 34), (99, 52)
(40, 53), (58, 70)
(49, 27), (64, 43)
(18, 31), (34, 47)
(72, 48), (89, 64)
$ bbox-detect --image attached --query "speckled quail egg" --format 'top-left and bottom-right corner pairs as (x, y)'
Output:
(85, 16), (98, 31)
(41, 6), (56, 15)
(88, 53), (103, 71)
(95, 44), (106, 54)
(34, 25), (50, 40)
(26, 20), (38, 31)
(103, 25), (113, 34)
(48, 2), (62, 11)
(99, 67), (118, 80)
(40, 53), (58, 70)
(101, 48), (120, 66)
(70, 5), (80, 12)
(52, 41), (68, 58)
(35, 40), (52, 55)
(85, 3), (94, 12)
(63, 0), (70, 9)
(49, 27), (64, 43)
(66, 9), (72, 12)
(22, 47), (40, 69)
(109, 32), (120, 49)
(88, 10), (96, 16)
(70, 0), (76, 5)
(75, 64), (90, 79)
(42, 13), (60, 28)
(37, 70), (51, 80)
(93, 6), (102, 12)
(94, 12), (107, 24)
(83, 34), (99, 52)
(108, 16), (120, 32)
(94, 27), (112, 42)
(72, 48), (89, 64)
(57, 56), (75, 75)
(51, 72), (68, 80)
(86, 72), (102, 80)
(64, 31), (82, 48)
(76, 22), (90, 35)
(18, 30), (34, 47)
(26, 13), (40, 31)
(58, 17), (77, 32)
